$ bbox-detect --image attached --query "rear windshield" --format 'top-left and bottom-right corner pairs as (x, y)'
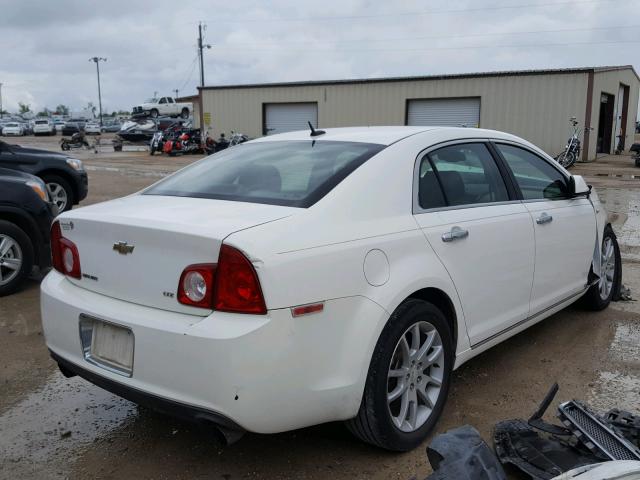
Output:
(144, 140), (385, 207)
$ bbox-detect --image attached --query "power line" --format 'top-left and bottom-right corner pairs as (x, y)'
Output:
(211, 39), (640, 53)
(178, 54), (199, 92)
(200, 0), (619, 23)
(213, 24), (640, 48)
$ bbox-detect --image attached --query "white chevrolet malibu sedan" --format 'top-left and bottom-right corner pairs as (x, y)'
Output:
(41, 126), (620, 451)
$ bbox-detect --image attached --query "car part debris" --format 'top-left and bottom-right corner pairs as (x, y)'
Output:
(551, 460), (640, 479)
(494, 419), (602, 479)
(605, 409), (640, 448)
(558, 401), (640, 461)
(424, 425), (507, 480)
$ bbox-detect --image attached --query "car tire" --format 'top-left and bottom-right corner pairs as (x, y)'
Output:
(580, 225), (621, 311)
(0, 220), (34, 297)
(346, 299), (454, 451)
(181, 108), (189, 119)
(41, 174), (74, 213)
(150, 109), (159, 118)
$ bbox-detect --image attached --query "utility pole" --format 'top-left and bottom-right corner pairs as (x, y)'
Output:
(197, 22), (211, 134)
(173, 89), (179, 99)
(89, 57), (106, 126)
(0, 83), (3, 119)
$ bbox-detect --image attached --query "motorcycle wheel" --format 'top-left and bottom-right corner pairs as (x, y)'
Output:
(61, 143), (70, 151)
(150, 146), (155, 156)
(556, 151), (576, 169)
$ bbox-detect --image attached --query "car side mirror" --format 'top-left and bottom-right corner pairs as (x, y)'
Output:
(568, 175), (591, 197)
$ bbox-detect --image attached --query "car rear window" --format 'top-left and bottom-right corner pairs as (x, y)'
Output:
(35, 120), (48, 124)
(144, 140), (385, 207)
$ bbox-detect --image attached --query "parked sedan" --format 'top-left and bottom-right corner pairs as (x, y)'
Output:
(0, 168), (56, 295)
(61, 122), (82, 136)
(84, 122), (101, 135)
(42, 127), (619, 451)
(2, 122), (24, 136)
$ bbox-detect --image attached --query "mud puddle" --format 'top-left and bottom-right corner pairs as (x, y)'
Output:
(0, 371), (136, 479)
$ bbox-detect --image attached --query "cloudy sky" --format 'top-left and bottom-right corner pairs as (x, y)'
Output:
(1, 0), (638, 114)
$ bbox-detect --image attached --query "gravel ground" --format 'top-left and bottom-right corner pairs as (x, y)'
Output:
(1, 135), (639, 480)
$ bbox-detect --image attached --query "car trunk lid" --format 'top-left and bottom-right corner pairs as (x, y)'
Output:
(59, 194), (296, 315)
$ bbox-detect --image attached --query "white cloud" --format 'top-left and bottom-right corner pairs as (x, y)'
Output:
(0, 0), (638, 113)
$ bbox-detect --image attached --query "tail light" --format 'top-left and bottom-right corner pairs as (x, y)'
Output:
(51, 221), (81, 279)
(177, 264), (216, 309)
(177, 244), (266, 314)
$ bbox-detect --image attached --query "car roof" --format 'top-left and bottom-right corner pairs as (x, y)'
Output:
(250, 126), (526, 146)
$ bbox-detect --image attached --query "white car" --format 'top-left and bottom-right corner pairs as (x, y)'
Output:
(41, 127), (619, 451)
(84, 122), (101, 135)
(54, 121), (66, 133)
(33, 118), (56, 136)
(2, 122), (24, 136)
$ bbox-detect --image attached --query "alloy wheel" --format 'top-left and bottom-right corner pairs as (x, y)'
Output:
(0, 234), (23, 286)
(387, 321), (445, 432)
(599, 237), (615, 300)
(46, 182), (68, 211)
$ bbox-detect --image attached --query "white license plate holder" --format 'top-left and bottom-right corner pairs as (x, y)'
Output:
(79, 315), (134, 377)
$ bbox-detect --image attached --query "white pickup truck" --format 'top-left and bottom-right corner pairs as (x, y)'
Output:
(131, 96), (192, 119)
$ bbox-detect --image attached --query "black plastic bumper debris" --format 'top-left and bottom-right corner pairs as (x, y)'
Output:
(424, 425), (507, 480)
(494, 419), (602, 480)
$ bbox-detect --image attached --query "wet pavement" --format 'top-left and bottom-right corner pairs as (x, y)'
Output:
(1, 136), (639, 479)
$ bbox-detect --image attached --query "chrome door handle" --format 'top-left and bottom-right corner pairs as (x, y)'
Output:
(536, 212), (553, 225)
(442, 226), (469, 242)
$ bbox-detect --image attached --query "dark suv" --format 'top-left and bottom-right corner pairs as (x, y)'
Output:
(0, 140), (88, 212)
(0, 168), (56, 296)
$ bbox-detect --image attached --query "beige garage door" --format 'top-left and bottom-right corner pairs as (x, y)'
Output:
(264, 103), (318, 135)
(407, 98), (480, 127)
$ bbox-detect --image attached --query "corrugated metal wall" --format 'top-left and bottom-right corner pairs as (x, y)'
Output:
(201, 72), (592, 156)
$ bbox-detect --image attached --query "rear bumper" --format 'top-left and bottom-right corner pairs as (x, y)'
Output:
(41, 271), (387, 433)
(50, 349), (244, 442)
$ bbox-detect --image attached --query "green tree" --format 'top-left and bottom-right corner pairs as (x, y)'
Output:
(55, 104), (69, 115)
(36, 107), (51, 117)
(18, 102), (31, 114)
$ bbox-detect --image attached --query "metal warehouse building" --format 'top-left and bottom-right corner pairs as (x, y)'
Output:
(196, 65), (639, 161)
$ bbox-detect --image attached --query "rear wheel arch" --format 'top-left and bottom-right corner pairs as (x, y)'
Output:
(406, 287), (458, 351)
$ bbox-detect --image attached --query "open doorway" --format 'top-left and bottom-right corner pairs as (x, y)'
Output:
(597, 92), (615, 154)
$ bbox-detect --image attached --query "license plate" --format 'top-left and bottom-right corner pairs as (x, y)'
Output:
(80, 315), (134, 376)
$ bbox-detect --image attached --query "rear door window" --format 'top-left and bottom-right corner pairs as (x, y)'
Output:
(419, 143), (509, 208)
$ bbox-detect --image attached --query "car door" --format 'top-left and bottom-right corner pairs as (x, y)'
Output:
(494, 143), (596, 314)
(413, 142), (535, 346)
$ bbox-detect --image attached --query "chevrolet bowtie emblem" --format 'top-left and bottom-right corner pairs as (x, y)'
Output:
(113, 241), (135, 255)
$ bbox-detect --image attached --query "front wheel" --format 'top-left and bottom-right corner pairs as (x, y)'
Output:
(42, 174), (74, 212)
(180, 108), (189, 119)
(556, 151), (576, 169)
(581, 226), (621, 310)
(346, 299), (453, 451)
(0, 221), (34, 297)
(150, 109), (159, 118)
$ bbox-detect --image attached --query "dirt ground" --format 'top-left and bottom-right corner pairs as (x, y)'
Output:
(1, 135), (639, 480)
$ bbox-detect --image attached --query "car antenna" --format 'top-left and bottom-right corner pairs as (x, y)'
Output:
(308, 121), (325, 137)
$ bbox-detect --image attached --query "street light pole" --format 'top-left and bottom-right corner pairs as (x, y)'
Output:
(0, 83), (3, 119)
(89, 57), (106, 126)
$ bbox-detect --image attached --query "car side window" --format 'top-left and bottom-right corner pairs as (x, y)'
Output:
(159, 97), (166, 104)
(420, 143), (509, 208)
(418, 158), (447, 209)
(495, 144), (570, 200)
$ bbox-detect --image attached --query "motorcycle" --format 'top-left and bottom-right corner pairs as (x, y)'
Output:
(60, 132), (91, 151)
(555, 117), (585, 169)
(163, 129), (203, 156)
(149, 121), (188, 155)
